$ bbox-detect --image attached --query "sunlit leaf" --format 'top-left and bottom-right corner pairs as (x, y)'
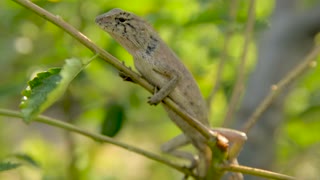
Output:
(20, 58), (85, 122)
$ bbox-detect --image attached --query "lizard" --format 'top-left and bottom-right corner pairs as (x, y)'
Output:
(95, 8), (246, 177)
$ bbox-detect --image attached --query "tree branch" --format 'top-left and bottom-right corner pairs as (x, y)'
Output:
(9, 1), (303, 179)
(221, 164), (295, 180)
(0, 108), (197, 178)
(0, 108), (295, 179)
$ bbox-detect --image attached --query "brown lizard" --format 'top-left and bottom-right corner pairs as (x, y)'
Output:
(95, 8), (246, 177)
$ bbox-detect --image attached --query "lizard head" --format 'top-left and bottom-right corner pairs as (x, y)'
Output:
(95, 8), (158, 54)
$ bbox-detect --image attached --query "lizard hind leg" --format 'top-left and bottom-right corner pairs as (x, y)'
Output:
(161, 134), (199, 170)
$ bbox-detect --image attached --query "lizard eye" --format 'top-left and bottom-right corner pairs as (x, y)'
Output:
(118, 17), (126, 22)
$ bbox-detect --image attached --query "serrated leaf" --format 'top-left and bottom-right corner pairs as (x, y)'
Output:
(0, 162), (21, 172)
(20, 68), (61, 122)
(20, 58), (85, 122)
(100, 103), (126, 137)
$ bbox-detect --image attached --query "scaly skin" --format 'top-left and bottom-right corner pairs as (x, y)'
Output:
(96, 8), (211, 176)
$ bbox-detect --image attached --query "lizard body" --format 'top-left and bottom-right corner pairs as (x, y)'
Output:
(96, 8), (211, 176)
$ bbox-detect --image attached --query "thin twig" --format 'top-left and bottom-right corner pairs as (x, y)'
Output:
(223, 0), (256, 127)
(206, 0), (239, 108)
(221, 164), (295, 180)
(11, 0), (214, 143)
(0, 108), (197, 178)
(229, 45), (320, 160)
(243, 46), (320, 133)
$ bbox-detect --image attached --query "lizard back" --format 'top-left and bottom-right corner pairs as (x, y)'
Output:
(95, 9), (211, 174)
(95, 8), (208, 125)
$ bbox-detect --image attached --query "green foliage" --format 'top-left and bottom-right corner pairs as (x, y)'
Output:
(100, 103), (126, 137)
(13, 154), (39, 167)
(20, 68), (61, 122)
(0, 153), (39, 172)
(1, 0), (319, 179)
(20, 58), (85, 122)
(0, 162), (21, 172)
(286, 105), (320, 147)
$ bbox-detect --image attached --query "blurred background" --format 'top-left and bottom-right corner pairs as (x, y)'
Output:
(1, 0), (320, 179)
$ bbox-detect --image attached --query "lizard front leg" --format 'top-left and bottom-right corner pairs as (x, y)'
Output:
(148, 62), (181, 105)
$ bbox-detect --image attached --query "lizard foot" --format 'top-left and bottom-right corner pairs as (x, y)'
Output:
(147, 87), (162, 105)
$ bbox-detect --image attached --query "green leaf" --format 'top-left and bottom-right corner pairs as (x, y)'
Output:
(0, 154), (39, 172)
(0, 162), (21, 172)
(13, 154), (39, 167)
(100, 103), (126, 137)
(20, 58), (85, 122)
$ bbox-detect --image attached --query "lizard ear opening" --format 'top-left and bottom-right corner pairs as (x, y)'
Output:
(118, 17), (126, 22)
